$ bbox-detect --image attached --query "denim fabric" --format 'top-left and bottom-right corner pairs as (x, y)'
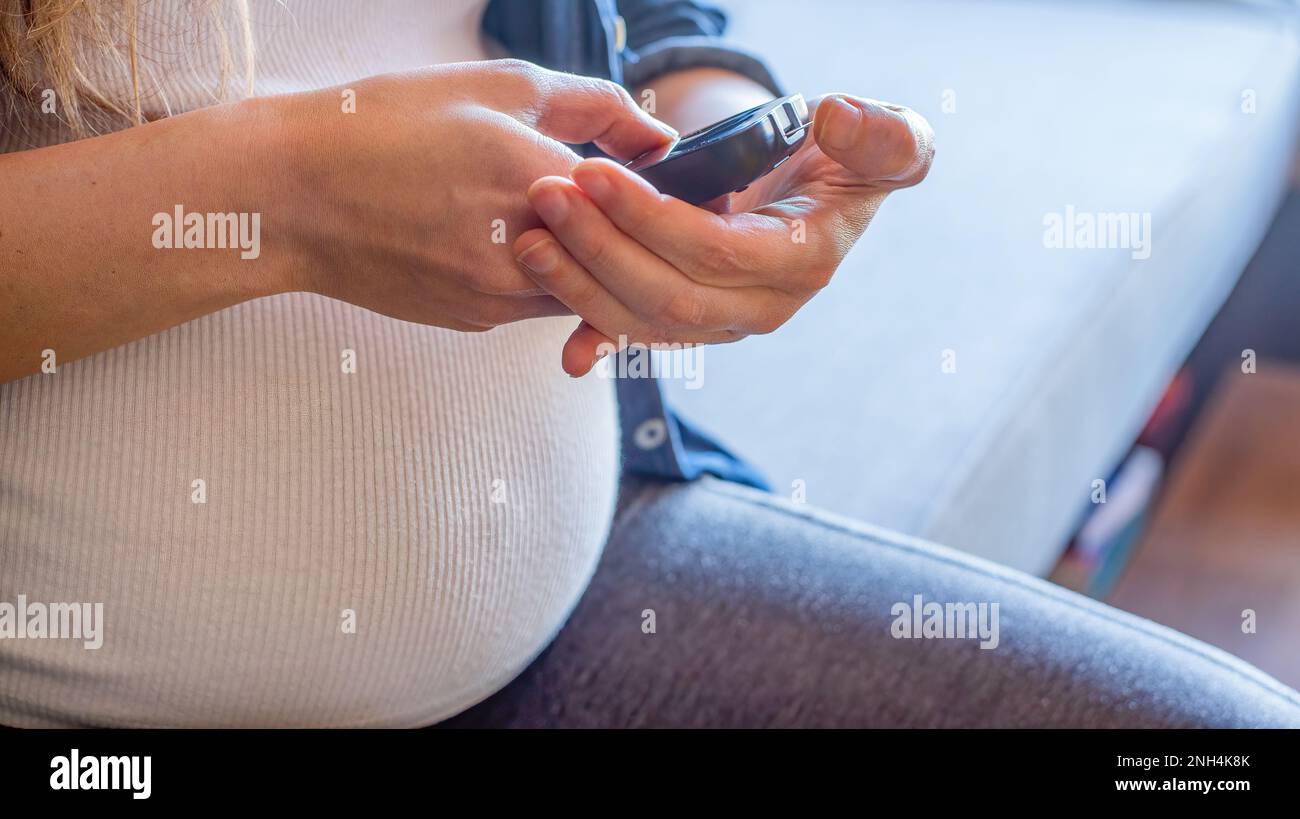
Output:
(613, 349), (771, 488)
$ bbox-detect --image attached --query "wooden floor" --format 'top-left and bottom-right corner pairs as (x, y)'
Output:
(1109, 362), (1300, 689)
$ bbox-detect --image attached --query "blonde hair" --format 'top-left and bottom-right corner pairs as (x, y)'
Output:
(0, 0), (254, 135)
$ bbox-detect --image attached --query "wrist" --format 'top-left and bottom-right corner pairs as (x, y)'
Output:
(201, 94), (317, 298)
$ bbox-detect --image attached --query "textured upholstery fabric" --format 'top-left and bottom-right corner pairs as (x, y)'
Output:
(663, 0), (1300, 574)
(444, 477), (1300, 728)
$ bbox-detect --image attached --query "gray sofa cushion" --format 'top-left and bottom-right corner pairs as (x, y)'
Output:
(663, 0), (1300, 573)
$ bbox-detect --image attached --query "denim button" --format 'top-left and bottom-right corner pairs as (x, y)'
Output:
(633, 418), (668, 450)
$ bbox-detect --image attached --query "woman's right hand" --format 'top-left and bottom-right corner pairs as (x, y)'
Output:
(270, 59), (678, 333)
(0, 59), (674, 383)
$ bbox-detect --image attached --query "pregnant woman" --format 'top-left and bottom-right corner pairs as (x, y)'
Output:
(2, 0), (1297, 727)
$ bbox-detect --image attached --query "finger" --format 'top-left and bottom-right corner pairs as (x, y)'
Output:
(514, 225), (737, 346)
(507, 64), (678, 160)
(513, 227), (645, 343)
(811, 94), (934, 188)
(570, 158), (825, 291)
(526, 175), (740, 331)
(563, 321), (617, 377)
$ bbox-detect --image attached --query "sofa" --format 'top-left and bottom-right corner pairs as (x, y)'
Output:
(662, 0), (1300, 574)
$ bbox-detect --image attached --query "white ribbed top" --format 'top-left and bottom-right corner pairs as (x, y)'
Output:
(0, 0), (620, 727)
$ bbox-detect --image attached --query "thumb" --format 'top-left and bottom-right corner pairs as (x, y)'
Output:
(811, 95), (934, 188)
(515, 69), (678, 161)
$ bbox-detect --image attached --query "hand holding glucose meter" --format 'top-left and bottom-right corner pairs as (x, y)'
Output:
(625, 93), (810, 206)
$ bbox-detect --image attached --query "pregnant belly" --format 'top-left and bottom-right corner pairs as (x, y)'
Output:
(0, 293), (619, 727)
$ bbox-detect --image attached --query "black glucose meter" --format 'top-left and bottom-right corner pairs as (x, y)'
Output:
(625, 93), (810, 206)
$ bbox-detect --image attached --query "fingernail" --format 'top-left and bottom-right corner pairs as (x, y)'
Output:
(517, 240), (559, 275)
(532, 186), (570, 225)
(576, 168), (612, 201)
(822, 97), (861, 151)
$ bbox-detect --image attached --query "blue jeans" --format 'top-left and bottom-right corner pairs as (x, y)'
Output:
(442, 476), (1300, 727)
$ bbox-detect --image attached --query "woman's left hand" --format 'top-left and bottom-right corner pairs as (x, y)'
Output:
(514, 93), (934, 375)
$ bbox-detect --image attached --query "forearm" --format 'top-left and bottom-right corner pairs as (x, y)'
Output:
(637, 66), (775, 136)
(0, 100), (292, 383)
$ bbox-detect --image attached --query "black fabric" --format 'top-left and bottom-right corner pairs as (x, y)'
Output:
(482, 0), (731, 81)
(618, 0), (727, 49)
